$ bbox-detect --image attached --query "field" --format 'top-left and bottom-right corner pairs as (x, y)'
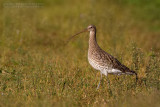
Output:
(0, 0), (160, 106)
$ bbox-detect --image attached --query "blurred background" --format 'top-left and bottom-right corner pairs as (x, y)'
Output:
(0, 0), (160, 106)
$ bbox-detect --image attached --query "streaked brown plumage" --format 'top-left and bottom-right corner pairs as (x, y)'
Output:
(69, 25), (138, 89)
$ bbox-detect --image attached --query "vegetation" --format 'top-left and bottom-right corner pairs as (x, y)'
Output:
(0, 0), (160, 106)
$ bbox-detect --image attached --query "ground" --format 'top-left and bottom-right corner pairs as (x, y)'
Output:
(0, 0), (160, 106)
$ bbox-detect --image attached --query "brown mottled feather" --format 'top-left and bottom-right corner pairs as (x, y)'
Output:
(90, 46), (136, 74)
(88, 25), (137, 77)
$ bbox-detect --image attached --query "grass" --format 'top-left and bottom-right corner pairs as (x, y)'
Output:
(0, 0), (160, 106)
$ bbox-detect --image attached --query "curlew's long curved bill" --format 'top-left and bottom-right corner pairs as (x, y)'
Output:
(66, 28), (88, 43)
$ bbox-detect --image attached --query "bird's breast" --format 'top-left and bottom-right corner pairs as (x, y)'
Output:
(88, 58), (103, 70)
(88, 56), (110, 70)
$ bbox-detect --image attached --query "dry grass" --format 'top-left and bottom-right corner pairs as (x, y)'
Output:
(0, 0), (160, 106)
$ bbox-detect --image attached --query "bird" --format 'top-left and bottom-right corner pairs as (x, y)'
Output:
(68, 25), (138, 89)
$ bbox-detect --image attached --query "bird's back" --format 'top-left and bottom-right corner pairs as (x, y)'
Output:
(88, 46), (136, 75)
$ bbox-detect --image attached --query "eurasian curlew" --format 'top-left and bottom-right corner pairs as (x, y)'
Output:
(68, 25), (138, 89)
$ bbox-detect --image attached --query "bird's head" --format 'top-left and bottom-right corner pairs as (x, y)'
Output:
(66, 25), (96, 43)
(87, 25), (96, 32)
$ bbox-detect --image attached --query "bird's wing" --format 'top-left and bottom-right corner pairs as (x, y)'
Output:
(102, 50), (136, 74)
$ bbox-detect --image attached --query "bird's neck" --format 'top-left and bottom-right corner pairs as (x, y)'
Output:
(89, 30), (99, 50)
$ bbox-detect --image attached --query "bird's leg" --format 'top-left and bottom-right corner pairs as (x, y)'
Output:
(115, 75), (119, 83)
(105, 72), (110, 88)
(96, 72), (102, 90)
(135, 73), (138, 84)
